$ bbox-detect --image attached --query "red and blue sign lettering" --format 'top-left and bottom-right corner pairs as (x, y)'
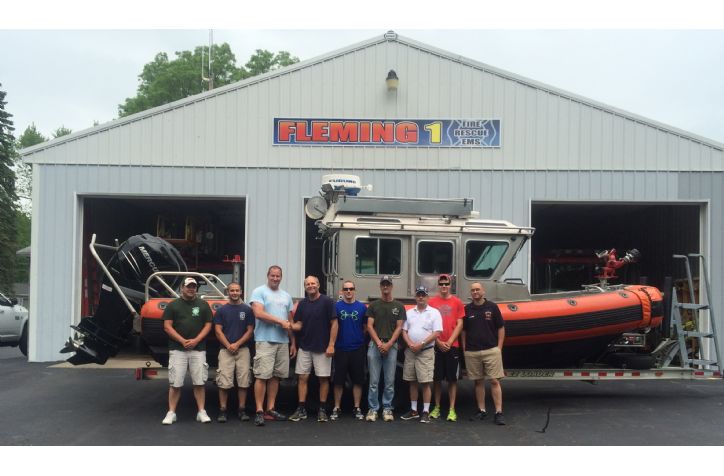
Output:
(273, 119), (501, 147)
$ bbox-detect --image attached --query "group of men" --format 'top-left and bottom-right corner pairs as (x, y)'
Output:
(160, 267), (506, 427)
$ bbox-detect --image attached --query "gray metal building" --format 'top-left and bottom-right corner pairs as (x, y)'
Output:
(22, 32), (723, 362)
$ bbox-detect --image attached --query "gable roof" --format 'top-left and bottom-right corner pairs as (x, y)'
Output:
(21, 31), (723, 158)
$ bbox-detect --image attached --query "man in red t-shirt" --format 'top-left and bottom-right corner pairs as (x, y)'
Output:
(427, 274), (465, 422)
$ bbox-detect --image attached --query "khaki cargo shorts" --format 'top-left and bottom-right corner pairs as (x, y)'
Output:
(295, 348), (332, 377)
(216, 347), (251, 389)
(168, 350), (208, 387)
(253, 341), (290, 380)
(403, 347), (435, 383)
(464, 347), (505, 380)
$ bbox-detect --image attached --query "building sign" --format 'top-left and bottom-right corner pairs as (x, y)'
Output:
(273, 118), (501, 147)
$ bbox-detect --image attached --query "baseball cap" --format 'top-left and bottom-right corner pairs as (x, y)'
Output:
(415, 286), (429, 296)
(183, 277), (198, 287)
(438, 274), (452, 283)
(380, 275), (393, 285)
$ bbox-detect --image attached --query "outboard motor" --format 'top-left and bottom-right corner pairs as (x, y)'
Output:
(62, 233), (187, 365)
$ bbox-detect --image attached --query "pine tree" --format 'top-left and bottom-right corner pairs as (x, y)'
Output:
(0, 84), (19, 291)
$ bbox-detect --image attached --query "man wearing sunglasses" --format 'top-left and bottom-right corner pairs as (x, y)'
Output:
(330, 280), (368, 421)
(427, 274), (465, 422)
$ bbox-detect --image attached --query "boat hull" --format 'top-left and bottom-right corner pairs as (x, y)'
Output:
(499, 285), (663, 368)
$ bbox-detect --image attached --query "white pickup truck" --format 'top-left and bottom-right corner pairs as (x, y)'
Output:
(0, 292), (28, 356)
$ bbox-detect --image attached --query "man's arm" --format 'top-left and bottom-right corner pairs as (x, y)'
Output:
(326, 319), (338, 357)
(384, 318), (404, 353)
(215, 323), (232, 350)
(163, 319), (188, 347)
(288, 310), (297, 358)
(184, 322), (211, 350)
(251, 302), (291, 329)
(497, 326), (505, 351)
(448, 318), (464, 346)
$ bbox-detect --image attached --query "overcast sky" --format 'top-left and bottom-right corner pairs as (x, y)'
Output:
(2, 7), (724, 146)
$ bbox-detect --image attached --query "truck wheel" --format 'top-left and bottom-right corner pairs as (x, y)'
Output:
(19, 323), (28, 357)
(606, 352), (655, 370)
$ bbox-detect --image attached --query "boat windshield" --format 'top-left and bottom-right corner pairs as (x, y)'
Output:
(466, 241), (509, 278)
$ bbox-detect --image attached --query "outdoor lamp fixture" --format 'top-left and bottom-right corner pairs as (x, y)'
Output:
(386, 70), (399, 91)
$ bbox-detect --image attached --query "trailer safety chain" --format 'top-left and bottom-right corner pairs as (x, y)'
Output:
(537, 406), (552, 434)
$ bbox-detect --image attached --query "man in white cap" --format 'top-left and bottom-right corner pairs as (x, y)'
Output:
(401, 286), (442, 424)
(161, 276), (213, 425)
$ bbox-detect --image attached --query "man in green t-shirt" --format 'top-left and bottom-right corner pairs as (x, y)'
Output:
(365, 275), (406, 422)
(161, 276), (213, 425)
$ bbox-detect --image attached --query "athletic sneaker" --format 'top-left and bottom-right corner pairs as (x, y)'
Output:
(217, 409), (227, 423)
(353, 407), (364, 420)
(420, 411), (431, 424)
(264, 409), (287, 421)
(196, 409), (211, 423)
(330, 407), (341, 421)
(317, 408), (329, 422)
(494, 412), (506, 426)
(446, 408), (457, 422)
(429, 405), (441, 419)
(382, 408), (395, 422)
(365, 409), (378, 422)
(254, 411), (265, 426)
(161, 411), (177, 425)
(238, 409), (250, 422)
(401, 409), (420, 420)
(289, 407), (308, 422)
(472, 409), (488, 421)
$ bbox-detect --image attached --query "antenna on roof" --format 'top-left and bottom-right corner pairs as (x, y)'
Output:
(201, 29), (214, 91)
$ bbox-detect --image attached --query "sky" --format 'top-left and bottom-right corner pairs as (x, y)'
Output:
(1, 2), (724, 148)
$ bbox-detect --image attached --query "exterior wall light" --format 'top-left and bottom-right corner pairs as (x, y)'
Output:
(386, 70), (399, 91)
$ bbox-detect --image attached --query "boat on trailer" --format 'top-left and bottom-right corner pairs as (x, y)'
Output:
(62, 175), (664, 370)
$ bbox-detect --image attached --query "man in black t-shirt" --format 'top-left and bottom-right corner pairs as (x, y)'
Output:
(289, 275), (338, 422)
(462, 282), (506, 425)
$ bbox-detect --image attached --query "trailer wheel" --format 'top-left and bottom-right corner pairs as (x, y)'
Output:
(19, 323), (28, 357)
(606, 352), (655, 370)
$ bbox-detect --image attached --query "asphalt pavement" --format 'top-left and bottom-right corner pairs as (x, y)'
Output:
(1, 346), (724, 446)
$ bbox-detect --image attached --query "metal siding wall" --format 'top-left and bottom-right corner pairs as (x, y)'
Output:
(31, 165), (724, 362)
(25, 40), (723, 171)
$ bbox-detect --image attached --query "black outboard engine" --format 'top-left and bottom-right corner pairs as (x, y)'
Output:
(62, 234), (187, 365)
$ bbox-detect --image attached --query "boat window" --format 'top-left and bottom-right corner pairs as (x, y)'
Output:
(417, 241), (453, 275)
(355, 237), (401, 275)
(465, 241), (509, 278)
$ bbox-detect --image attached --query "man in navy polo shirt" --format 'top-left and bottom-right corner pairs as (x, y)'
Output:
(289, 275), (338, 422)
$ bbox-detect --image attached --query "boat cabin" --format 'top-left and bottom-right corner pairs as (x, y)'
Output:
(309, 184), (535, 303)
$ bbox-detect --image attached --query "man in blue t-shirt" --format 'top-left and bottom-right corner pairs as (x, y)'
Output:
(330, 280), (367, 421)
(249, 265), (295, 427)
(213, 282), (255, 423)
(289, 276), (338, 422)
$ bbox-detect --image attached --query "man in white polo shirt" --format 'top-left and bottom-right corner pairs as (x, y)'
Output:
(401, 286), (442, 424)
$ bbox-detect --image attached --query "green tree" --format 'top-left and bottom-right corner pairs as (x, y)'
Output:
(0, 84), (19, 291)
(119, 44), (299, 117)
(52, 126), (72, 138)
(13, 210), (30, 283)
(15, 123), (46, 213)
(245, 49), (299, 76)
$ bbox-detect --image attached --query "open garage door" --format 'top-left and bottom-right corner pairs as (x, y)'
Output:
(531, 202), (702, 294)
(81, 196), (246, 318)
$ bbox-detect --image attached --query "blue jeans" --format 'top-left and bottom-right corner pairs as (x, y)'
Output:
(367, 341), (398, 411)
